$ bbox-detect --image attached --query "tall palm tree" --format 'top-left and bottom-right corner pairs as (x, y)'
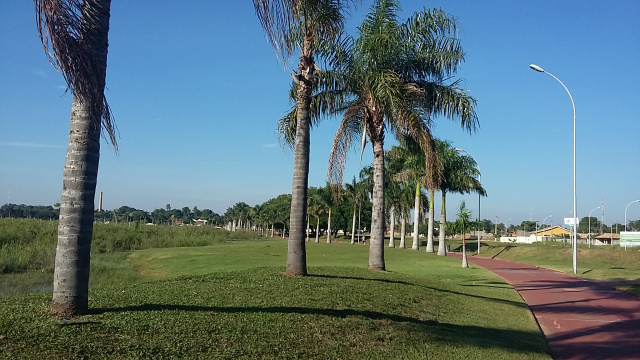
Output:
(397, 183), (414, 249)
(387, 135), (430, 250)
(36, 0), (115, 316)
(330, 0), (477, 270)
(343, 177), (365, 244)
(456, 200), (472, 268)
(255, 0), (357, 276)
(435, 140), (485, 256)
(426, 188), (436, 253)
(279, 0), (477, 270)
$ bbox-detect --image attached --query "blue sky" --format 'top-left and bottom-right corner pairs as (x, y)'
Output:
(1, 1), (639, 227)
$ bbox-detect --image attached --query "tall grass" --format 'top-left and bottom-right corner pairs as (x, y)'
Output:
(0, 218), (260, 275)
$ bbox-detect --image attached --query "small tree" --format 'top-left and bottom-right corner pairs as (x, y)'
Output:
(456, 201), (472, 268)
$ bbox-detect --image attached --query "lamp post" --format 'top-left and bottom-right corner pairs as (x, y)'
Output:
(542, 215), (552, 242)
(454, 148), (481, 254)
(624, 200), (640, 232)
(588, 206), (600, 248)
(530, 64), (578, 274)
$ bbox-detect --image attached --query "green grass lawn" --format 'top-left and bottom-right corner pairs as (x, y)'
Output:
(466, 241), (640, 295)
(0, 238), (550, 359)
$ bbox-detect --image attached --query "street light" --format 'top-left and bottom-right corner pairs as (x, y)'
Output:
(588, 206), (600, 248)
(454, 148), (481, 255)
(530, 64), (578, 274)
(624, 200), (640, 232)
(541, 215), (552, 242)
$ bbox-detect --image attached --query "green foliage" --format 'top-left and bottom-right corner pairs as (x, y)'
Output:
(0, 218), (260, 275)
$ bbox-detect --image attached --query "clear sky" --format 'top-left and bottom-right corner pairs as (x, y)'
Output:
(1, 1), (639, 227)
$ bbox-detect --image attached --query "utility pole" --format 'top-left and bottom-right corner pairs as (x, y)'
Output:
(495, 216), (498, 239)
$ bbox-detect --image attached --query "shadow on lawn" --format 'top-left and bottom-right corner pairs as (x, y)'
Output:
(307, 273), (412, 286)
(89, 304), (548, 355)
(309, 273), (527, 308)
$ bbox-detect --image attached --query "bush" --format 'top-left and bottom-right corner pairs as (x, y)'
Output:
(0, 219), (262, 274)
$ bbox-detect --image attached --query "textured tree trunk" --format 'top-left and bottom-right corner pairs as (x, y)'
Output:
(461, 234), (469, 268)
(351, 206), (357, 244)
(285, 28), (315, 276)
(388, 206), (395, 247)
(437, 191), (447, 256)
(400, 215), (406, 248)
(369, 140), (385, 270)
(51, 0), (111, 316)
(306, 214), (310, 242)
(315, 218), (320, 243)
(412, 183), (420, 250)
(426, 189), (435, 252)
(326, 209), (332, 243)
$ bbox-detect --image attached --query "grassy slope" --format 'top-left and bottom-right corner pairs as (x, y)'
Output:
(0, 239), (550, 359)
(474, 241), (640, 295)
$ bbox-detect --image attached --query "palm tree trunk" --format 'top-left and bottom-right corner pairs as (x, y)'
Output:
(351, 206), (357, 244)
(426, 189), (435, 253)
(412, 182), (420, 250)
(326, 208), (332, 243)
(369, 140), (385, 270)
(388, 206), (395, 247)
(461, 233), (469, 268)
(437, 191), (447, 256)
(52, 94), (102, 316)
(400, 215), (406, 248)
(306, 214), (310, 242)
(285, 60), (312, 275)
(51, 0), (111, 316)
(315, 218), (320, 243)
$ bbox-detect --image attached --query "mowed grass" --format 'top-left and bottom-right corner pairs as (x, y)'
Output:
(474, 241), (640, 295)
(0, 239), (550, 359)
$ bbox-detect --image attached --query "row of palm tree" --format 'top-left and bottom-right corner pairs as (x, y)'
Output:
(38, 0), (481, 314)
(265, 0), (479, 273)
(385, 136), (486, 257)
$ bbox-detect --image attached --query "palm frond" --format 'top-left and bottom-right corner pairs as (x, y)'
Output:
(35, 0), (117, 149)
(327, 107), (365, 186)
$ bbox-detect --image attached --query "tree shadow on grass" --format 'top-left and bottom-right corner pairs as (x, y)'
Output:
(89, 304), (548, 356)
(309, 274), (527, 308)
(307, 273), (413, 286)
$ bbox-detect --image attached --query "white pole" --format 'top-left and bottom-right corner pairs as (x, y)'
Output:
(530, 64), (577, 274)
(588, 206), (600, 248)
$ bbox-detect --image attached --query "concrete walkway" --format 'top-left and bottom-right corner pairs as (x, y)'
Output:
(449, 253), (640, 360)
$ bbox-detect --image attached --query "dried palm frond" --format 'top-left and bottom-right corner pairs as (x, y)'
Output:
(35, 0), (117, 149)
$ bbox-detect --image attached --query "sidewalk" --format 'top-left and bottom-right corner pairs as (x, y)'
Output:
(449, 253), (640, 360)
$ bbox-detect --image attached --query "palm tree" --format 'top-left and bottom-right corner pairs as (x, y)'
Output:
(435, 140), (485, 256)
(327, 0), (476, 270)
(387, 135), (429, 250)
(36, 0), (115, 316)
(254, 0), (357, 276)
(456, 201), (472, 268)
(343, 177), (366, 244)
(279, 0), (477, 270)
(426, 188), (436, 253)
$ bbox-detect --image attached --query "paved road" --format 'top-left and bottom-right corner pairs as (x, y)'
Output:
(449, 253), (640, 360)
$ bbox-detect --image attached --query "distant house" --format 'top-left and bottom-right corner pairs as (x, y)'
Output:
(193, 219), (208, 226)
(532, 225), (570, 238)
(501, 225), (572, 244)
(594, 233), (620, 245)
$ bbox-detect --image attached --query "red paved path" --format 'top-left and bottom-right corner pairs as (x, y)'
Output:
(449, 253), (640, 360)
